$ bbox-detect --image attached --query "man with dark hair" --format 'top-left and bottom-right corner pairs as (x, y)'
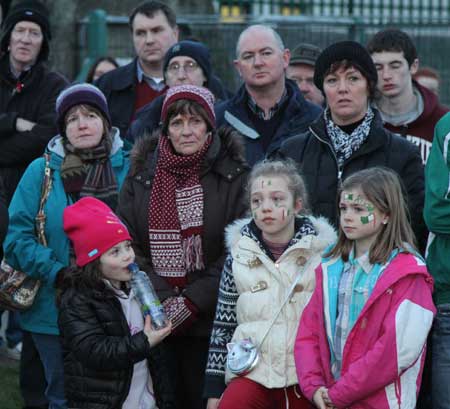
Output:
(367, 28), (448, 164)
(216, 25), (321, 166)
(96, 0), (178, 138)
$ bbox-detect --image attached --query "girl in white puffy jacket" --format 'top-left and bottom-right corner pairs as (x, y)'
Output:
(204, 159), (336, 409)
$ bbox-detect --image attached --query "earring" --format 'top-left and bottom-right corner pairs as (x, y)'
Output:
(382, 220), (388, 225)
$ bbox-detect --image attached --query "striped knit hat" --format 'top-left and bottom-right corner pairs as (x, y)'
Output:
(161, 84), (215, 128)
(56, 83), (111, 135)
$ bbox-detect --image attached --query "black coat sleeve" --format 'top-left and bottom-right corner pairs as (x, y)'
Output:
(183, 172), (248, 314)
(0, 73), (68, 167)
(58, 293), (151, 371)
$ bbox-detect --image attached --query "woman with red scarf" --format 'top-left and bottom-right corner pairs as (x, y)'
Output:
(118, 84), (249, 409)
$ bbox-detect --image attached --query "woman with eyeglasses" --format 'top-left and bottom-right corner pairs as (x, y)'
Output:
(127, 40), (230, 142)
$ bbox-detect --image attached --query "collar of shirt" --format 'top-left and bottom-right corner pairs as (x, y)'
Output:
(247, 88), (288, 120)
(348, 248), (373, 274)
(136, 60), (165, 91)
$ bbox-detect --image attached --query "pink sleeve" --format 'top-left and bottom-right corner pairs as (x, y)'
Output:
(328, 275), (435, 408)
(295, 268), (329, 400)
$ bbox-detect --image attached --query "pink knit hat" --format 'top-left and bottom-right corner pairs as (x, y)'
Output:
(161, 84), (216, 127)
(63, 197), (131, 267)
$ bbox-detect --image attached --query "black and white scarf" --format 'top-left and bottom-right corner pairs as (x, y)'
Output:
(325, 105), (374, 168)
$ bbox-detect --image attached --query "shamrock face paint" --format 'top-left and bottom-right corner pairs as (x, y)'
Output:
(250, 175), (302, 244)
(339, 188), (389, 257)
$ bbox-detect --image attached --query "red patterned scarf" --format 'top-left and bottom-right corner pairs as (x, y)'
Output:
(148, 135), (211, 288)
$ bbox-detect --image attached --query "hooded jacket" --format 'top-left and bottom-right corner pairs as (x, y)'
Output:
(117, 127), (249, 337)
(379, 81), (449, 164)
(296, 252), (435, 408)
(215, 79), (321, 166)
(4, 129), (129, 335)
(204, 216), (336, 398)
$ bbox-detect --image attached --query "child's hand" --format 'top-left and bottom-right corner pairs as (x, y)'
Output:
(143, 315), (172, 347)
(321, 388), (336, 408)
(206, 398), (220, 409)
(313, 387), (327, 409)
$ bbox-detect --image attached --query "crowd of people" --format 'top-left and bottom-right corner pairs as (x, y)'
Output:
(0, 1), (449, 409)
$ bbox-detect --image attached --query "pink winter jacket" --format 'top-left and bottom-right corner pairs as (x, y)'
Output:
(295, 252), (436, 409)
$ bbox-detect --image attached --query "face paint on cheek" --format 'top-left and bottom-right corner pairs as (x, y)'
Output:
(360, 213), (375, 224)
(267, 179), (272, 186)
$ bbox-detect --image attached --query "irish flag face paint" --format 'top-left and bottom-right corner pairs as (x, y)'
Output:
(250, 175), (301, 243)
(339, 187), (388, 256)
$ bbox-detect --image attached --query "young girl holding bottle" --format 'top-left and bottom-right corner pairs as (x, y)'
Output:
(204, 159), (337, 409)
(295, 167), (436, 409)
(56, 197), (173, 409)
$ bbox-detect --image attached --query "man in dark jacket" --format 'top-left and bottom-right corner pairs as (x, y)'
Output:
(367, 29), (448, 164)
(127, 40), (230, 142)
(216, 24), (321, 167)
(96, 1), (178, 138)
(0, 0), (68, 204)
(0, 1), (67, 407)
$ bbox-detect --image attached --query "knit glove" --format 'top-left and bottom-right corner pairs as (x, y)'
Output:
(162, 296), (198, 335)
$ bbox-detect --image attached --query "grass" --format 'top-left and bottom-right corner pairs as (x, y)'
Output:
(0, 358), (23, 409)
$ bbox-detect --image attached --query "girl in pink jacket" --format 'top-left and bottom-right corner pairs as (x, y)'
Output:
(295, 167), (435, 409)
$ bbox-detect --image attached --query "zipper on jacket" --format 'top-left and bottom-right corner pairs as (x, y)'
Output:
(310, 127), (344, 186)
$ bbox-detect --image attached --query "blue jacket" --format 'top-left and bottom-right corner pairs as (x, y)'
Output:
(4, 129), (129, 335)
(215, 79), (321, 166)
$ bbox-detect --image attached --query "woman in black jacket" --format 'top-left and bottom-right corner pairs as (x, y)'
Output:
(118, 85), (248, 409)
(278, 41), (425, 249)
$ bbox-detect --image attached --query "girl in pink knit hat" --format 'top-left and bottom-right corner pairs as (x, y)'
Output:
(56, 196), (173, 409)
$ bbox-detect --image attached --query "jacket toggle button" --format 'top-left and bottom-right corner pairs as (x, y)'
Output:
(251, 281), (268, 293)
(247, 257), (262, 268)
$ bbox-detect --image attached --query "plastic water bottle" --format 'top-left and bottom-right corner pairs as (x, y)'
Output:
(128, 262), (169, 330)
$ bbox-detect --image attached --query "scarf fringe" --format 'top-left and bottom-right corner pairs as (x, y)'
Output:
(183, 234), (205, 272)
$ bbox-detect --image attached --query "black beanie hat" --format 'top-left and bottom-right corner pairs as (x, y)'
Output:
(163, 40), (211, 85)
(0, 0), (51, 61)
(313, 41), (378, 92)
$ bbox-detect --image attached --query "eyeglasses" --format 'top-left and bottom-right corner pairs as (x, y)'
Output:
(166, 61), (200, 75)
(11, 27), (43, 41)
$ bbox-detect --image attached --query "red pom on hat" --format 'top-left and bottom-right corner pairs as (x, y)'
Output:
(63, 197), (131, 267)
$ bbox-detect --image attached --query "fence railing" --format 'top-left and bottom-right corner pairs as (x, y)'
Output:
(76, 9), (450, 104)
(217, 0), (450, 24)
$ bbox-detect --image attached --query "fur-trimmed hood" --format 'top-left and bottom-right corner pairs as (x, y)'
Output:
(129, 125), (248, 176)
(225, 215), (337, 255)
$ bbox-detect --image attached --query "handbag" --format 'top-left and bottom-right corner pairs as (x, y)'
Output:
(0, 154), (53, 311)
(226, 257), (314, 376)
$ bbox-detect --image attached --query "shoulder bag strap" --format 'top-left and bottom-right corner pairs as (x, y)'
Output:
(257, 256), (316, 352)
(35, 153), (54, 247)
